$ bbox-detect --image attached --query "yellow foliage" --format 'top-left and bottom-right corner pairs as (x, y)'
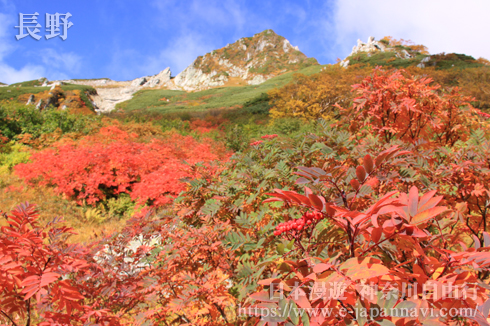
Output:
(381, 36), (430, 54)
(83, 207), (106, 225)
(405, 66), (490, 110)
(477, 57), (490, 66)
(268, 65), (371, 121)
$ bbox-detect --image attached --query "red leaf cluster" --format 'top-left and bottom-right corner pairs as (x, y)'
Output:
(344, 68), (479, 146)
(14, 126), (227, 206)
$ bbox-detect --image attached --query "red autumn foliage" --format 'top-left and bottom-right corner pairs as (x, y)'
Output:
(261, 134), (278, 140)
(244, 69), (490, 325)
(343, 68), (479, 146)
(14, 126), (228, 206)
(250, 140), (263, 147)
(248, 148), (490, 325)
(0, 203), (119, 325)
(4, 68), (490, 325)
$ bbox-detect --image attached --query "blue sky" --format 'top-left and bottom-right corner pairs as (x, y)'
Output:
(1, 0), (489, 84)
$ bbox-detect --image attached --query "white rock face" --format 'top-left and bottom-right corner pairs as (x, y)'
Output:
(26, 94), (34, 105)
(350, 36), (387, 57)
(58, 67), (173, 113)
(172, 65), (209, 91)
(131, 77), (147, 87)
(340, 59), (350, 68)
(146, 67), (171, 87)
(339, 36), (392, 68)
(248, 75), (267, 85)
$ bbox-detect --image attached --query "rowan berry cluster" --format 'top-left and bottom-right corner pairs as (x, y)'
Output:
(273, 211), (324, 236)
(261, 134), (278, 140)
(250, 140), (263, 146)
(477, 110), (490, 119)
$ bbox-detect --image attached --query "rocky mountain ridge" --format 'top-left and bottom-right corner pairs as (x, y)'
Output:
(339, 36), (424, 68)
(26, 29), (317, 112)
(170, 29), (318, 91)
(337, 36), (485, 72)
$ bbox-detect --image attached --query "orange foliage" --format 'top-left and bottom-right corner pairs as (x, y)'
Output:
(15, 126), (228, 207)
(381, 36), (430, 54)
(341, 67), (478, 145)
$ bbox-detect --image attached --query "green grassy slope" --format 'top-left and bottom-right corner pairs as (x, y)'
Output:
(0, 86), (50, 101)
(9, 78), (47, 87)
(347, 51), (485, 70)
(116, 64), (324, 114)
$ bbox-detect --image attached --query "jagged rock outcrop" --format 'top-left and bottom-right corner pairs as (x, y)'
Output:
(170, 29), (318, 91)
(339, 36), (426, 68)
(146, 67), (171, 87)
(340, 36), (388, 68)
(351, 36), (387, 56)
(417, 56), (431, 68)
(26, 94), (34, 105)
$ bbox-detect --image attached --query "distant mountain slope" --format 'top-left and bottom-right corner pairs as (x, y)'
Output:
(9, 78), (48, 87)
(0, 83), (97, 114)
(171, 29), (318, 91)
(340, 36), (486, 70)
(116, 64), (324, 114)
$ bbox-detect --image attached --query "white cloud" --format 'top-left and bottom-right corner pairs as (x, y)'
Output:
(0, 63), (45, 84)
(0, 10), (45, 84)
(107, 32), (215, 80)
(151, 33), (217, 75)
(146, 0), (252, 75)
(0, 4), (84, 84)
(330, 0), (490, 61)
(39, 48), (82, 75)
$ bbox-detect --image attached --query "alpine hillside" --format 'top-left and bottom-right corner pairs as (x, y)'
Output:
(170, 29), (319, 91)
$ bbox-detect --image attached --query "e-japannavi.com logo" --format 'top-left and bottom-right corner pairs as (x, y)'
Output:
(15, 12), (73, 41)
(240, 281), (490, 324)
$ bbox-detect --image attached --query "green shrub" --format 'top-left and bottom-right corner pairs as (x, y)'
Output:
(225, 124), (248, 152)
(271, 117), (301, 134)
(105, 193), (135, 219)
(0, 101), (100, 140)
(241, 92), (271, 115)
(158, 118), (191, 133)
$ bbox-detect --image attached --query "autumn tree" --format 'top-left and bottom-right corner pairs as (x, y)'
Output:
(14, 125), (228, 207)
(381, 36), (430, 54)
(268, 66), (370, 121)
(0, 203), (120, 325)
(342, 67), (479, 145)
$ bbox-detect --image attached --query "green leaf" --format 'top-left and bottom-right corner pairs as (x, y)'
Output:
(277, 243), (285, 255)
(355, 298), (368, 326)
(300, 310), (310, 326)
